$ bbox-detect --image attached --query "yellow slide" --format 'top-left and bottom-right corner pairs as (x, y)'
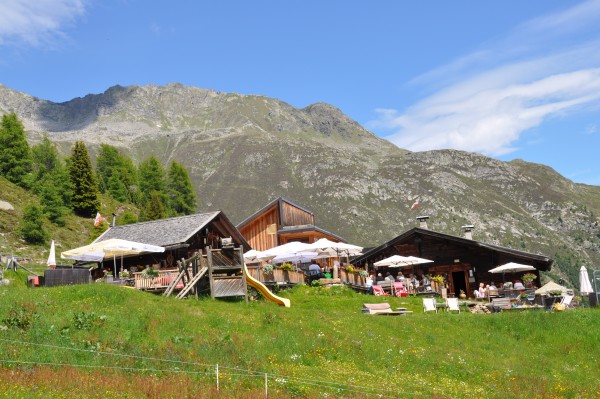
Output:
(244, 266), (291, 307)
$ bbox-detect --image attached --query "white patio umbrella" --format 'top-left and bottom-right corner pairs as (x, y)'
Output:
(243, 249), (263, 264)
(61, 239), (165, 277)
(489, 262), (536, 283)
(488, 262), (536, 274)
(374, 255), (433, 268)
(257, 241), (314, 261)
(580, 265), (594, 295)
(305, 238), (363, 257)
(61, 238), (165, 261)
(535, 281), (567, 295)
(47, 240), (56, 268)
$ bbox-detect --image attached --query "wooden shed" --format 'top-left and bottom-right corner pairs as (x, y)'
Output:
(353, 226), (553, 298)
(237, 197), (346, 251)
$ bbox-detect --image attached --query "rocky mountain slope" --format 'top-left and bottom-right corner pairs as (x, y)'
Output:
(1, 83), (599, 285)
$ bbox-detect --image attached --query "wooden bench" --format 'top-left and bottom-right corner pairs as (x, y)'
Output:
(490, 297), (512, 312)
(362, 303), (413, 316)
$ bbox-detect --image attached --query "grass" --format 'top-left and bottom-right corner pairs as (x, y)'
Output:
(0, 272), (599, 398)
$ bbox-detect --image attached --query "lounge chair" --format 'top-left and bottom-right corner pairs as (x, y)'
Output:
(393, 282), (408, 297)
(372, 285), (389, 296)
(560, 294), (574, 309)
(362, 303), (411, 316)
(423, 298), (437, 313)
(445, 297), (460, 313)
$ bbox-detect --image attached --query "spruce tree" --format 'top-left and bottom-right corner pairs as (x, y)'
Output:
(139, 156), (167, 208)
(68, 141), (100, 216)
(39, 178), (68, 226)
(140, 191), (167, 221)
(96, 144), (138, 202)
(31, 134), (72, 211)
(167, 160), (197, 215)
(21, 203), (49, 244)
(0, 113), (32, 187)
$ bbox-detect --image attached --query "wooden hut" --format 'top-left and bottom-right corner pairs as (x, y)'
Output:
(94, 210), (250, 272)
(353, 222), (552, 298)
(237, 197), (345, 251)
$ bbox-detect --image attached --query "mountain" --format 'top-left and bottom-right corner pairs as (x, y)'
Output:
(1, 83), (599, 286)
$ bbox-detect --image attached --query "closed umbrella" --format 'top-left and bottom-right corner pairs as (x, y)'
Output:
(580, 266), (593, 295)
(47, 240), (56, 269)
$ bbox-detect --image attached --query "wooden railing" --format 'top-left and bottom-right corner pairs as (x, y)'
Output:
(340, 271), (367, 287)
(133, 269), (186, 290)
(246, 268), (305, 285)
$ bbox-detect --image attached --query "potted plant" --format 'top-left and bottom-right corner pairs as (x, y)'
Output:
(262, 264), (274, 281)
(280, 262), (293, 282)
(522, 273), (536, 287)
(141, 268), (158, 279)
(459, 290), (467, 299)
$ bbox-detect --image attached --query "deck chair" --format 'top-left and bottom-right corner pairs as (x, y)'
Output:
(372, 285), (389, 296)
(445, 297), (460, 313)
(560, 294), (574, 309)
(423, 298), (437, 313)
(393, 282), (408, 297)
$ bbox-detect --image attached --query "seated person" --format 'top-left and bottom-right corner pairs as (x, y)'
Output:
(474, 282), (486, 299)
(396, 272), (405, 282)
(308, 263), (321, 276)
(514, 279), (525, 290)
(489, 282), (497, 290)
(375, 272), (385, 282)
(421, 275), (430, 286)
(385, 272), (395, 281)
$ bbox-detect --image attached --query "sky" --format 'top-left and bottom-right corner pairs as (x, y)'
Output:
(1, 0), (600, 185)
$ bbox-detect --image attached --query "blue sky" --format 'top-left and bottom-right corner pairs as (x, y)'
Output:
(1, 1), (600, 185)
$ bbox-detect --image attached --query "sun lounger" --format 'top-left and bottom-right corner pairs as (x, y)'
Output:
(362, 303), (412, 316)
(423, 298), (438, 313)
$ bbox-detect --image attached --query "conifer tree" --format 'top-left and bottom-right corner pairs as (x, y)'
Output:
(139, 156), (167, 208)
(140, 191), (167, 221)
(68, 141), (100, 216)
(20, 203), (48, 244)
(96, 144), (138, 202)
(0, 113), (32, 187)
(167, 160), (197, 216)
(31, 135), (72, 217)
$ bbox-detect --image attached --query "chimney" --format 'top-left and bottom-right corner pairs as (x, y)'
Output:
(112, 213), (117, 227)
(416, 215), (429, 229)
(462, 225), (474, 240)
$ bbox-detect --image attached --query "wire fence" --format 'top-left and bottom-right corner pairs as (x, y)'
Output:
(0, 337), (440, 398)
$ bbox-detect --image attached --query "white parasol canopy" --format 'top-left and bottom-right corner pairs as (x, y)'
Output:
(61, 238), (165, 262)
(243, 249), (263, 264)
(257, 241), (314, 261)
(47, 240), (56, 268)
(374, 255), (433, 268)
(535, 281), (568, 295)
(489, 262), (536, 274)
(579, 265), (594, 295)
(305, 238), (363, 257)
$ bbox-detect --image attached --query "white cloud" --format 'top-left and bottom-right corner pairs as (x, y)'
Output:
(585, 124), (597, 135)
(0, 0), (87, 47)
(373, 0), (600, 156)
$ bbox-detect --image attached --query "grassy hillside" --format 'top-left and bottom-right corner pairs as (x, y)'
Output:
(0, 275), (598, 398)
(0, 176), (137, 265)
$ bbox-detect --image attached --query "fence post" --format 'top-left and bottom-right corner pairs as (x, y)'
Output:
(265, 373), (268, 398)
(216, 363), (219, 392)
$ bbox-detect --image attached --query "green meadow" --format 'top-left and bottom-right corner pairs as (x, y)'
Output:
(0, 271), (598, 399)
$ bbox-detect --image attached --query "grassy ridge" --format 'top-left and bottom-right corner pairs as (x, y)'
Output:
(0, 274), (598, 398)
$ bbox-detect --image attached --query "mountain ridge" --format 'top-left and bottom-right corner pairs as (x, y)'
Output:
(1, 82), (599, 286)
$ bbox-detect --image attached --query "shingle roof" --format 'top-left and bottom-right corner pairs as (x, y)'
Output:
(94, 211), (221, 248)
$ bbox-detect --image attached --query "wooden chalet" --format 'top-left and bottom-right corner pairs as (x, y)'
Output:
(95, 210), (250, 271)
(353, 220), (553, 298)
(237, 197), (346, 251)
